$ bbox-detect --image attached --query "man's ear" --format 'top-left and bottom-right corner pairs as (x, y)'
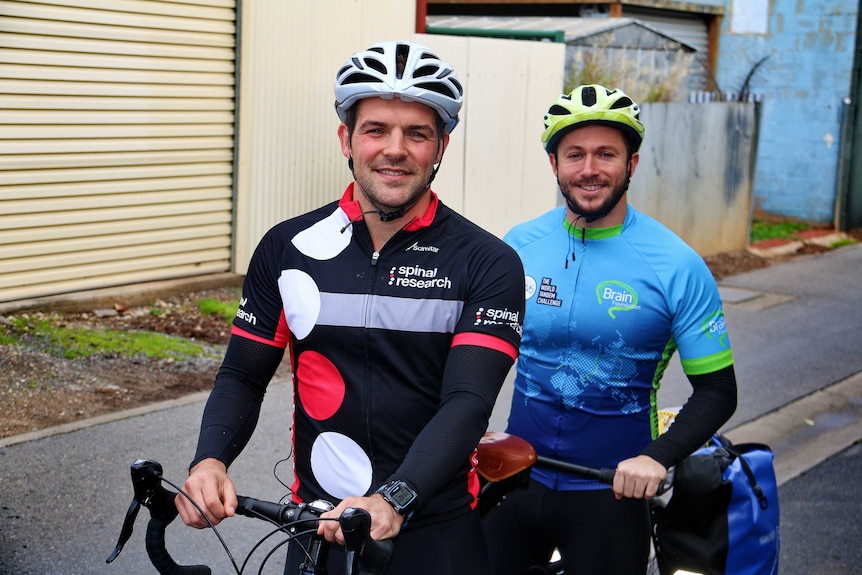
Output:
(628, 152), (639, 178)
(436, 133), (450, 163)
(338, 123), (351, 159)
(548, 152), (559, 177)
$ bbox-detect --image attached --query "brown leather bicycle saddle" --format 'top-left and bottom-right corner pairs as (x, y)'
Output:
(475, 432), (537, 482)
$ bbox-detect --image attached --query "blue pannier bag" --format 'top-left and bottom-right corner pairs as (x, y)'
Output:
(652, 434), (780, 575)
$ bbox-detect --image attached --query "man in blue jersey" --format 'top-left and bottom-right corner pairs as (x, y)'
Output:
(482, 84), (737, 574)
(175, 41), (525, 575)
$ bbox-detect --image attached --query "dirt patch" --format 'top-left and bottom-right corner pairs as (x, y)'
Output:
(2, 230), (860, 442)
(1, 287), (289, 441)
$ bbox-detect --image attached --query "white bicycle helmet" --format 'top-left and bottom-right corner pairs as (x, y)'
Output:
(334, 40), (463, 133)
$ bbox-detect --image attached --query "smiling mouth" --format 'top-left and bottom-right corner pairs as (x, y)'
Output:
(375, 164), (412, 176)
(579, 183), (603, 192)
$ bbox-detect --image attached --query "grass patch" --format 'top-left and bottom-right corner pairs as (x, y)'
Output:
(197, 297), (240, 323)
(830, 238), (858, 248)
(750, 219), (811, 243)
(0, 329), (16, 345)
(5, 317), (207, 360)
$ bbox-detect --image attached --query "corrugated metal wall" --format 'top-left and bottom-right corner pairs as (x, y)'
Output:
(622, 7), (709, 91)
(0, 0), (237, 302)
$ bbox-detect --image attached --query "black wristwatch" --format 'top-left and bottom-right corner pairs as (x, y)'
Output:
(376, 480), (418, 517)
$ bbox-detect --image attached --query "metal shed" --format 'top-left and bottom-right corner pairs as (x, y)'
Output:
(426, 16), (703, 98)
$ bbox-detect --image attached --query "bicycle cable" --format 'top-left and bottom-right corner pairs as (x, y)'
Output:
(160, 475), (243, 575)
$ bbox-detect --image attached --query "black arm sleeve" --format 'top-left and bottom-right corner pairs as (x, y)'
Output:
(640, 364), (738, 469)
(190, 335), (286, 470)
(390, 345), (514, 511)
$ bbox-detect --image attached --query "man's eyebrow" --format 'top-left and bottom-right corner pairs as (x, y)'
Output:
(560, 143), (623, 153)
(357, 119), (387, 130)
(407, 123), (435, 132)
(357, 119), (435, 132)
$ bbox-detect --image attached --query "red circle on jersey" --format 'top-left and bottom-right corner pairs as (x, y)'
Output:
(296, 350), (346, 421)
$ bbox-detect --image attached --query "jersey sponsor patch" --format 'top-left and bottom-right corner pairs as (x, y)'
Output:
(535, 276), (562, 307)
(596, 280), (641, 318)
(702, 311), (730, 347)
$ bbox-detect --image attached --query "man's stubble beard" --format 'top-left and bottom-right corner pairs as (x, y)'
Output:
(559, 173), (630, 224)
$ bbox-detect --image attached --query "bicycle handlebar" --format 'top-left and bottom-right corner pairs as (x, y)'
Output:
(476, 432), (672, 494)
(534, 454), (673, 495)
(106, 459), (393, 575)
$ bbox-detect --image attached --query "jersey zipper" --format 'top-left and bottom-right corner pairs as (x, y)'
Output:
(363, 250), (380, 460)
(364, 243), (391, 461)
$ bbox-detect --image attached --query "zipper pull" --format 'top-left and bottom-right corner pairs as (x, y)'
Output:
(371, 251), (380, 266)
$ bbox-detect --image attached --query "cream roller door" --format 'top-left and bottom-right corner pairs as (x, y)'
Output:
(0, 0), (236, 302)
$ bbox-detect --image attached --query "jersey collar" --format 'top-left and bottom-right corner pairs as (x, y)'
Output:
(339, 183), (439, 232)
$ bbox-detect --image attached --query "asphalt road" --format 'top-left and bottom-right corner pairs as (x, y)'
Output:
(1, 243), (861, 575)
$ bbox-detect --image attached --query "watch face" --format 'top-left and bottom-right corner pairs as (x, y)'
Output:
(390, 484), (416, 507)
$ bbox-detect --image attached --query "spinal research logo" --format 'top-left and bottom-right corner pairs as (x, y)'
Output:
(389, 265), (452, 289)
(474, 307), (522, 336)
(596, 280), (639, 319)
(235, 296), (257, 325)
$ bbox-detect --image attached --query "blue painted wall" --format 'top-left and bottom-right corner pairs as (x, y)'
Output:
(716, 0), (858, 223)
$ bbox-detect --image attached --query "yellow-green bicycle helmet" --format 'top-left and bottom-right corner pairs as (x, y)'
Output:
(541, 84), (645, 153)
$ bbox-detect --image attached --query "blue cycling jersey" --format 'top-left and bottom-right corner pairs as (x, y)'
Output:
(503, 206), (733, 490)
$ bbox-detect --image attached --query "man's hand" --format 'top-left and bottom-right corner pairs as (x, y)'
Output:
(176, 458), (237, 528)
(317, 494), (404, 544)
(612, 455), (667, 500)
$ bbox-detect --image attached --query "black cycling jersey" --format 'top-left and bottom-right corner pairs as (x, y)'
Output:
(193, 185), (524, 522)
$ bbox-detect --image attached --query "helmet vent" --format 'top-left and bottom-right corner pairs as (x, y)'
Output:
(610, 97), (634, 110)
(413, 64), (439, 78)
(581, 86), (597, 107)
(363, 57), (387, 75)
(450, 76), (463, 95)
(342, 72), (383, 85)
(548, 104), (571, 116)
(416, 81), (457, 100)
(396, 43), (411, 79)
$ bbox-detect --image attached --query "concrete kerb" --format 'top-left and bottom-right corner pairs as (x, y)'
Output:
(724, 371), (862, 486)
(746, 230), (854, 259)
(0, 391), (213, 449)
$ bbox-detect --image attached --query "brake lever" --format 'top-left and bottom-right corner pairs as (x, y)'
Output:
(106, 497), (141, 563)
(106, 459), (165, 564)
(340, 507), (393, 575)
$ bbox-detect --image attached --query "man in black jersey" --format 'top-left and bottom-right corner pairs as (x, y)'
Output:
(175, 40), (525, 575)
